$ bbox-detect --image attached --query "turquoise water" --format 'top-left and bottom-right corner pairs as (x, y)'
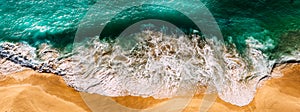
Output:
(0, 0), (95, 48)
(1, 0), (299, 59)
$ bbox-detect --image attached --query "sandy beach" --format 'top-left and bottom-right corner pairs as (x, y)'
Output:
(0, 64), (299, 112)
(0, 70), (91, 112)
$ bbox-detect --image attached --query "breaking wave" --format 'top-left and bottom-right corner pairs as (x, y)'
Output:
(1, 30), (274, 106)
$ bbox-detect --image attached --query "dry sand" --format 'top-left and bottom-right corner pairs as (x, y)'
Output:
(0, 64), (299, 112)
(0, 70), (91, 112)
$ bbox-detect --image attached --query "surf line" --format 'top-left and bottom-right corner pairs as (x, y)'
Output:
(0, 43), (69, 76)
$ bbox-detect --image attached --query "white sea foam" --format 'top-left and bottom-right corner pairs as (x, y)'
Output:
(0, 58), (30, 75)
(0, 42), (36, 75)
(0, 31), (279, 106)
(61, 31), (272, 106)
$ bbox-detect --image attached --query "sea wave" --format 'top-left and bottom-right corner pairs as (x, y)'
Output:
(0, 30), (282, 106)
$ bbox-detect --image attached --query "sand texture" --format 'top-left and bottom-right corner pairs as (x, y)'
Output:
(0, 64), (299, 112)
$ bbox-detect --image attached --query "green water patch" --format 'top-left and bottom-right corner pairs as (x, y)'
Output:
(206, 0), (300, 57)
(100, 4), (200, 40)
(269, 30), (300, 59)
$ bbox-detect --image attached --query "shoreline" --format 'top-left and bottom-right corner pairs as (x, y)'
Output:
(0, 64), (299, 111)
(0, 33), (273, 106)
(185, 64), (300, 112)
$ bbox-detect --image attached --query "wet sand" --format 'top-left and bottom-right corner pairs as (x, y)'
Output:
(0, 64), (299, 112)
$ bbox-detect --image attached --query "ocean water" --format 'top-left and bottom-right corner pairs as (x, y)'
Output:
(0, 0), (300, 107)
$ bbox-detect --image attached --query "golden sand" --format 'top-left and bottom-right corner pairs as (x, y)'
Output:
(109, 64), (300, 112)
(111, 96), (168, 109)
(0, 70), (91, 112)
(189, 64), (300, 112)
(0, 64), (300, 112)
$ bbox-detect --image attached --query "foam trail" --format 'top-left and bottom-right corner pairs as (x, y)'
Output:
(0, 42), (71, 76)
